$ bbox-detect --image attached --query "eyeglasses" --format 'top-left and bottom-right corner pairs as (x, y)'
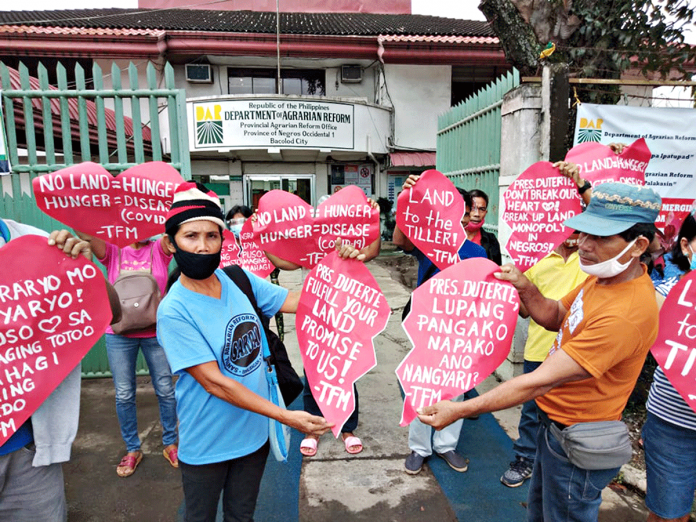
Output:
(471, 206), (487, 212)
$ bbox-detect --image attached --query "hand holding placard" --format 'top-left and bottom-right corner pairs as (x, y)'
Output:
(396, 258), (519, 426)
(395, 170), (466, 270)
(0, 236), (112, 445)
(503, 162), (582, 272)
(33, 162), (184, 247)
(651, 271), (696, 414)
(296, 252), (390, 436)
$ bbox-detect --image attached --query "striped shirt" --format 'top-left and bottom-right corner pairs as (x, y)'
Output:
(647, 256), (696, 431)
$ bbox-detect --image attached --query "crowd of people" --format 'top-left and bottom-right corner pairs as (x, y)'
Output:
(1, 151), (694, 522)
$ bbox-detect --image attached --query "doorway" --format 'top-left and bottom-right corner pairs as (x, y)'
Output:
(244, 174), (315, 209)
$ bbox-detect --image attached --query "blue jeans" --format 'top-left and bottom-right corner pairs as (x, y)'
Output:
(513, 360), (543, 461)
(643, 412), (696, 519)
(106, 334), (178, 452)
(527, 423), (620, 521)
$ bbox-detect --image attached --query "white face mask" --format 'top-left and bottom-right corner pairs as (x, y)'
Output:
(579, 238), (637, 279)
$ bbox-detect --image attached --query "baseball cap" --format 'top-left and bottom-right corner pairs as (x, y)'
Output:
(563, 182), (661, 236)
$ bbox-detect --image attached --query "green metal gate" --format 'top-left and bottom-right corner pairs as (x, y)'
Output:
(436, 69), (520, 228)
(0, 60), (191, 377)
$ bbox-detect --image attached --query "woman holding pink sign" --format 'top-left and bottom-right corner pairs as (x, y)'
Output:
(643, 212), (696, 522)
(75, 230), (179, 478)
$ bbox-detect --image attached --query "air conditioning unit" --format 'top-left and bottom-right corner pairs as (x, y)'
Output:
(185, 64), (213, 84)
(341, 65), (363, 83)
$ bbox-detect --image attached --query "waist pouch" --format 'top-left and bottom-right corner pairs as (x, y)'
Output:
(549, 420), (632, 471)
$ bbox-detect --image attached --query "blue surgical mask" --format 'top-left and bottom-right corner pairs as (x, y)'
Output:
(690, 244), (696, 271)
(230, 224), (243, 237)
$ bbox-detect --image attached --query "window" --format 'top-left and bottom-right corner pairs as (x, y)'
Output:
(228, 68), (325, 96)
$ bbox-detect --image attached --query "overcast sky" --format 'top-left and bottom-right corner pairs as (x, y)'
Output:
(3, 0), (486, 19)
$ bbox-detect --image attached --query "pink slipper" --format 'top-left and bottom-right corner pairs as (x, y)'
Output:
(300, 437), (318, 457)
(343, 436), (363, 455)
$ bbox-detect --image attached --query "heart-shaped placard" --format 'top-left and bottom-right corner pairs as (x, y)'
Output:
(503, 162), (583, 272)
(565, 138), (650, 187)
(396, 257), (519, 426)
(0, 236), (112, 445)
(219, 222), (275, 278)
(253, 186), (379, 268)
(33, 162), (185, 248)
(296, 252), (390, 436)
(651, 271), (696, 414)
(395, 170), (466, 270)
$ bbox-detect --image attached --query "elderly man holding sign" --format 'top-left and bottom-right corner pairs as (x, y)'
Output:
(418, 181), (662, 521)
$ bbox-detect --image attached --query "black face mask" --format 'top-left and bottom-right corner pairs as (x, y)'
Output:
(171, 238), (221, 280)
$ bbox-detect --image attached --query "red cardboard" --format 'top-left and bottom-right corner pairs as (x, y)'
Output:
(564, 138), (650, 187)
(396, 257), (519, 426)
(0, 236), (112, 445)
(33, 162), (184, 248)
(219, 222), (275, 278)
(296, 252), (390, 436)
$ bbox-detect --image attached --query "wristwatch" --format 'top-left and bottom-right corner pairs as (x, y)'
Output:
(577, 180), (592, 195)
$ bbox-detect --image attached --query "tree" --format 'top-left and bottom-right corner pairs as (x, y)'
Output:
(480, 0), (696, 102)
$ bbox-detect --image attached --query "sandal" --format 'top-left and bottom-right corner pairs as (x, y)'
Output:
(163, 445), (179, 468)
(300, 437), (318, 457)
(116, 451), (143, 478)
(343, 434), (363, 455)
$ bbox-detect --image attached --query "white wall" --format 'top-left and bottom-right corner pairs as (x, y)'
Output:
(385, 64), (451, 150)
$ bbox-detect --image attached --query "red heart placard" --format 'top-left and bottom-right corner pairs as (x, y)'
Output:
(219, 222), (275, 278)
(564, 138), (650, 187)
(651, 271), (696, 414)
(503, 162), (582, 272)
(396, 257), (519, 426)
(395, 170), (466, 270)
(296, 252), (390, 436)
(253, 186), (379, 268)
(33, 162), (185, 248)
(0, 236), (112, 445)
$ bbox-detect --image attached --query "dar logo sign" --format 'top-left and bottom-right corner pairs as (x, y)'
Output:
(195, 104), (223, 145)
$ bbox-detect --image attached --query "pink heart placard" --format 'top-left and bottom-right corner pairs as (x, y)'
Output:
(33, 162), (185, 248)
(503, 162), (582, 272)
(0, 236), (112, 445)
(395, 170), (466, 270)
(253, 186), (379, 268)
(396, 257), (519, 426)
(219, 221), (275, 278)
(565, 138), (650, 187)
(296, 252), (390, 436)
(651, 271), (696, 414)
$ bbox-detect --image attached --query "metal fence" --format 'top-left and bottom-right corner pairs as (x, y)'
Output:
(0, 60), (190, 377)
(436, 69), (520, 227)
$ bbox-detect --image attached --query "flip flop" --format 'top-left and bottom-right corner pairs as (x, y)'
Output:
(116, 451), (143, 478)
(163, 446), (179, 468)
(300, 437), (318, 457)
(343, 435), (363, 455)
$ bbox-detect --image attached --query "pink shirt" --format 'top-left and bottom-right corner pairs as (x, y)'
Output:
(99, 240), (173, 337)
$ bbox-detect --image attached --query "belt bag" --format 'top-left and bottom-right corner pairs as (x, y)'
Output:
(549, 420), (632, 471)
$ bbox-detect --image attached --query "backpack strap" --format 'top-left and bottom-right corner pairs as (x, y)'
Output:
(0, 219), (11, 244)
(222, 265), (272, 361)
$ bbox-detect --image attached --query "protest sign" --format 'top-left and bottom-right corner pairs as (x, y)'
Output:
(219, 222), (275, 278)
(565, 138), (650, 187)
(503, 162), (582, 272)
(651, 271), (696, 414)
(0, 236), (112, 445)
(296, 252), (390, 436)
(396, 257), (519, 426)
(33, 162), (184, 248)
(395, 170), (465, 270)
(254, 186), (379, 268)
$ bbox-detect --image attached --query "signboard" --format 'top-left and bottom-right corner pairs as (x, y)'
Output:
(193, 99), (355, 150)
(574, 103), (696, 226)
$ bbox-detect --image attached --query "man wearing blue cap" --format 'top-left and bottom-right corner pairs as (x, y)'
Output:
(417, 181), (662, 521)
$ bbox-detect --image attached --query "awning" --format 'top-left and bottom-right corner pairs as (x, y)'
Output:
(389, 152), (436, 168)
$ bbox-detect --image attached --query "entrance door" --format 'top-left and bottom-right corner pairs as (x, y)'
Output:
(244, 174), (315, 208)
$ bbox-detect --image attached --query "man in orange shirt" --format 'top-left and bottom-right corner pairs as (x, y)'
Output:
(417, 181), (661, 521)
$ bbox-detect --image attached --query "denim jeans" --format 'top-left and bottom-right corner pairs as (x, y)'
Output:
(105, 334), (178, 452)
(409, 393), (464, 457)
(512, 360), (543, 461)
(527, 423), (620, 522)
